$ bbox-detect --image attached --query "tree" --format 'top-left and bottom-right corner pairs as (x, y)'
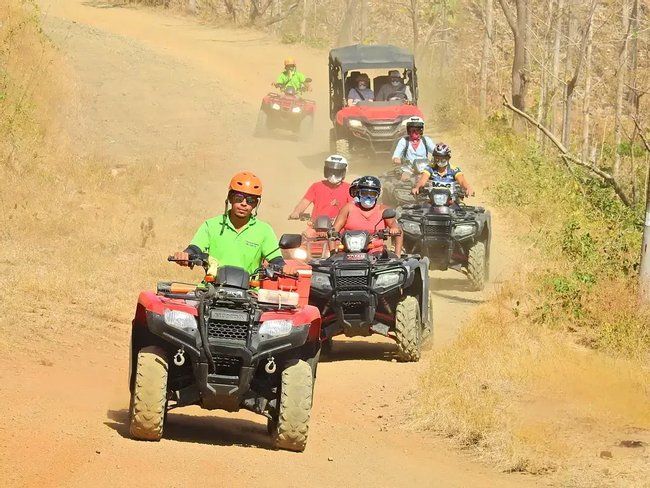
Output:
(497, 0), (529, 132)
(479, 0), (494, 119)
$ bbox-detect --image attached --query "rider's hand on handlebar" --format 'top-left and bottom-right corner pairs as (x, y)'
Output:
(288, 212), (300, 220)
(411, 186), (420, 196)
(389, 228), (402, 236)
(173, 251), (190, 266)
(392, 157), (401, 166)
(282, 263), (300, 276)
(466, 187), (475, 197)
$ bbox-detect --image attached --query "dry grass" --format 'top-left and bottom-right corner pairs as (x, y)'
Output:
(0, 0), (205, 357)
(416, 272), (650, 486)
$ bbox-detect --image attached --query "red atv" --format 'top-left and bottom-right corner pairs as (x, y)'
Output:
(255, 82), (315, 141)
(284, 213), (333, 261)
(328, 44), (424, 159)
(128, 234), (321, 452)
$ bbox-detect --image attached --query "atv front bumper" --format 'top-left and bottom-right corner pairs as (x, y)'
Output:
(145, 310), (310, 411)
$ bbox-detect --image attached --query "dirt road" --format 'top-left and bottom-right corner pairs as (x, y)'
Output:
(0, 2), (531, 486)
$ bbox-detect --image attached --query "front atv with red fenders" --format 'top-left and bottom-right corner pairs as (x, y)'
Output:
(128, 234), (321, 452)
(328, 44), (424, 160)
(255, 90), (315, 141)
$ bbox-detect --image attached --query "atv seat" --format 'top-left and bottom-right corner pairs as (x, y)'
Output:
(373, 75), (391, 98)
(344, 71), (361, 99)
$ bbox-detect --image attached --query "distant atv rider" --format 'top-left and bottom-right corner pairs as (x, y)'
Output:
(412, 143), (475, 197)
(173, 172), (295, 276)
(376, 70), (413, 102)
(275, 57), (310, 93)
(391, 117), (435, 181)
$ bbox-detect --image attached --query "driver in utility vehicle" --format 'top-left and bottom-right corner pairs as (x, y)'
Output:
(172, 171), (294, 276)
(376, 70), (412, 102)
(331, 176), (403, 256)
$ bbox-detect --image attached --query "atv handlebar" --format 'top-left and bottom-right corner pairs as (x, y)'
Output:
(167, 254), (207, 268)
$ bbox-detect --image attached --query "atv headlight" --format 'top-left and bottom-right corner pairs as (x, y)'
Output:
(311, 271), (332, 291)
(374, 272), (402, 288)
(401, 220), (421, 235)
(453, 224), (476, 238)
(432, 193), (448, 206)
(348, 119), (363, 128)
(291, 248), (308, 260)
(343, 233), (369, 252)
(292, 106), (302, 113)
(259, 319), (293, 338)
(271, 103), (281, 110)
(163, 309), (197, 333)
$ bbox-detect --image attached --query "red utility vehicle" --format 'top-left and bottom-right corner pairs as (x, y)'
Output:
(328, 44), (424, 159)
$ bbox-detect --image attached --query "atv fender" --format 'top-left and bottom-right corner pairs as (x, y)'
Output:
(402, 256), (430, 324)
(476, 210), (492, 263)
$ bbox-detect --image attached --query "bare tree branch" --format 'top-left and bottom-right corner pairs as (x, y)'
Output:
(502, 94), (634, 208)
(496, 0), (518, 34)
(261, 1), (299, 26)
(633, 117), (650, 154)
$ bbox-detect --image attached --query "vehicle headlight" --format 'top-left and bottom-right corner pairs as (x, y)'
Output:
(375, 272), (402, 288)
(453, 224), (476, 238)
(292, 106), (302, 113)
(163, 309), (197, 333)
(271, 103), (281, 110)
(343, 233), (369, 252)
(311, 272), (332, 291)
(432, 193), (448, 206)
(259, 319), (293, 338)
(401, 220), (421, 235)
(291, 248), (308, 260)
(348, 119), (363, 128)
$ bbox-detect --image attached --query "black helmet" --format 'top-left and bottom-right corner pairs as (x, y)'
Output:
(356, 175), (381, 195)
(432, 143), (451, 158)
(349, 177), (360, 197)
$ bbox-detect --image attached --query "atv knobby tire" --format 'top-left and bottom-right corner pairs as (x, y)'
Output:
(395, 296), (422, 362)
(129, 346), (168, 441)
(335, 138), (350, 159)
(271, 359), (313, 452)
(467, 241), (487, 291)
(254, 109), (268, 137)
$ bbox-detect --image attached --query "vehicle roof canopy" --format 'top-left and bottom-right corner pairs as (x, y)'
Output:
(329, 44), (415, 72)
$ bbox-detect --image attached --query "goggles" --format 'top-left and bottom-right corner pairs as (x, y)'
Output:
(358, 188), (379, 198)
(230, 193), (259, 206)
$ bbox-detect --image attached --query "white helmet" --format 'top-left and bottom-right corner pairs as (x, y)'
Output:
(405, 116), (425, 132)
(324, 154), (348, 184)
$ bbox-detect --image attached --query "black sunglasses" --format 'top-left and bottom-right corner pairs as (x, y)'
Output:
(230, 193), (259, 206)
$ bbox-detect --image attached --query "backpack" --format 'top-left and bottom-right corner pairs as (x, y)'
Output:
(402, 136), (433, 159)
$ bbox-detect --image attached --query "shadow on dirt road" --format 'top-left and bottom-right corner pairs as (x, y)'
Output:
(105, 409), (275, 450)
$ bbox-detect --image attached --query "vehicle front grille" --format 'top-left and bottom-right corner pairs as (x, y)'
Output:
(424, 219), (452, 237)
(336, 275), (368, 287)
(367, 123), (399, 137)
(213, 354), (242, 376)
(207, 320), (249, 342)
